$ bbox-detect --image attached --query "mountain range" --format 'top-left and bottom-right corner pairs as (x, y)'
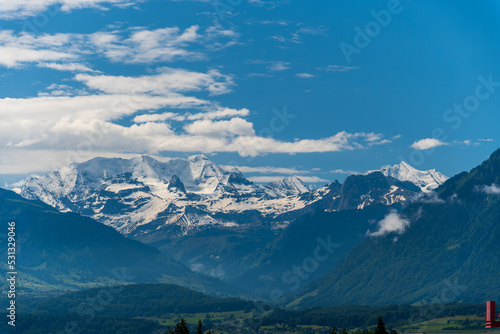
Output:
(5, 149), (499, 305)
(15, 155), (448, 297)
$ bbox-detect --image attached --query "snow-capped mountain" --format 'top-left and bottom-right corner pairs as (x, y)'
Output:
(17, 155), (447, 282)
(19, 155), (313, 235)
(365, 161), (448, 193)
(263, 176), (310, 197)
(19, 156), (446, 237)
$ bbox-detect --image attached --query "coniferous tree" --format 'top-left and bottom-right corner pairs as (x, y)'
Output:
(374, 317), (387, 334)
(330, 326), (338, 334)
(174, 318), (190, 334)
(196, 319), (204, 334)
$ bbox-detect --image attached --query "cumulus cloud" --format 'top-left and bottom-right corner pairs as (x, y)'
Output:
(133, 112), (186, 123)
(479, 184), (500, 195)
(369, 211), (410, 237)
(410, 138), (448, 150)
(184, 118), (255, 137)
(0, 91), (392, 171)
(0, 22), (394, 174)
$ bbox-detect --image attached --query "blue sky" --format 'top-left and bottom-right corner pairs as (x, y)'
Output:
(0, 0), (498, 186)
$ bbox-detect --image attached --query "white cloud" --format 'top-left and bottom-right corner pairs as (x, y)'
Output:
(90, 25), (238, 64)
(245, 19), (290, 26)
(295, 73), (315, 79)
(0, 149), (140, 174)
(410, 138), (448, 150)
(229, 131), (390, 157)
(369, 211), (410, 237)
(479, 184), (500, 195)
(0, 25), (239, 70)
(0, 26), (393, 173)
(0, 0), (138, 19)
(187, 107), (250, 120)
(90, 26), (204, 63)
(38, 62), (97, 72)
(330, 169), (360, 175)
(418, 192), (445, 204)
(247, 0), (289, 8)
(270, 25), (327, 44)
(268, 61), (290, 72)
(0, 92), (392, 170)
(133, 112), (186, 123)
(248, 59), (291, 72)
(0, 43), (75, 68)
(75, 68), (235, 96)
(184, 118), (255, 137)
(320, 65), (360, 72)
(248, 176), (328, 183)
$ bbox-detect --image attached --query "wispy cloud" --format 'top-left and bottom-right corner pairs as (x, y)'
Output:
(245, 19), (290, 26)
(0, 25), (239, 70)
(247, 59), (291, 72)
(418, 192), (445, 204)
(295, 73), (315, 79)
(247, 0), (289, 8)
(0, 0), (139, 19)
(270, 25), (328, 44)
(38, 62), (97, 72)
(478, 184), (500, 195)
(410, 138), (484, 150)
(268, 61), (290, 72)
(319, 65), (360, 72)
(330, 169), (360, 175)
(369, 211), (410, 237)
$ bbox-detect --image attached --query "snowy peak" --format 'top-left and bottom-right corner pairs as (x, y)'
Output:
(365, 161), (448, 193)
(264, 176), (310, 197)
